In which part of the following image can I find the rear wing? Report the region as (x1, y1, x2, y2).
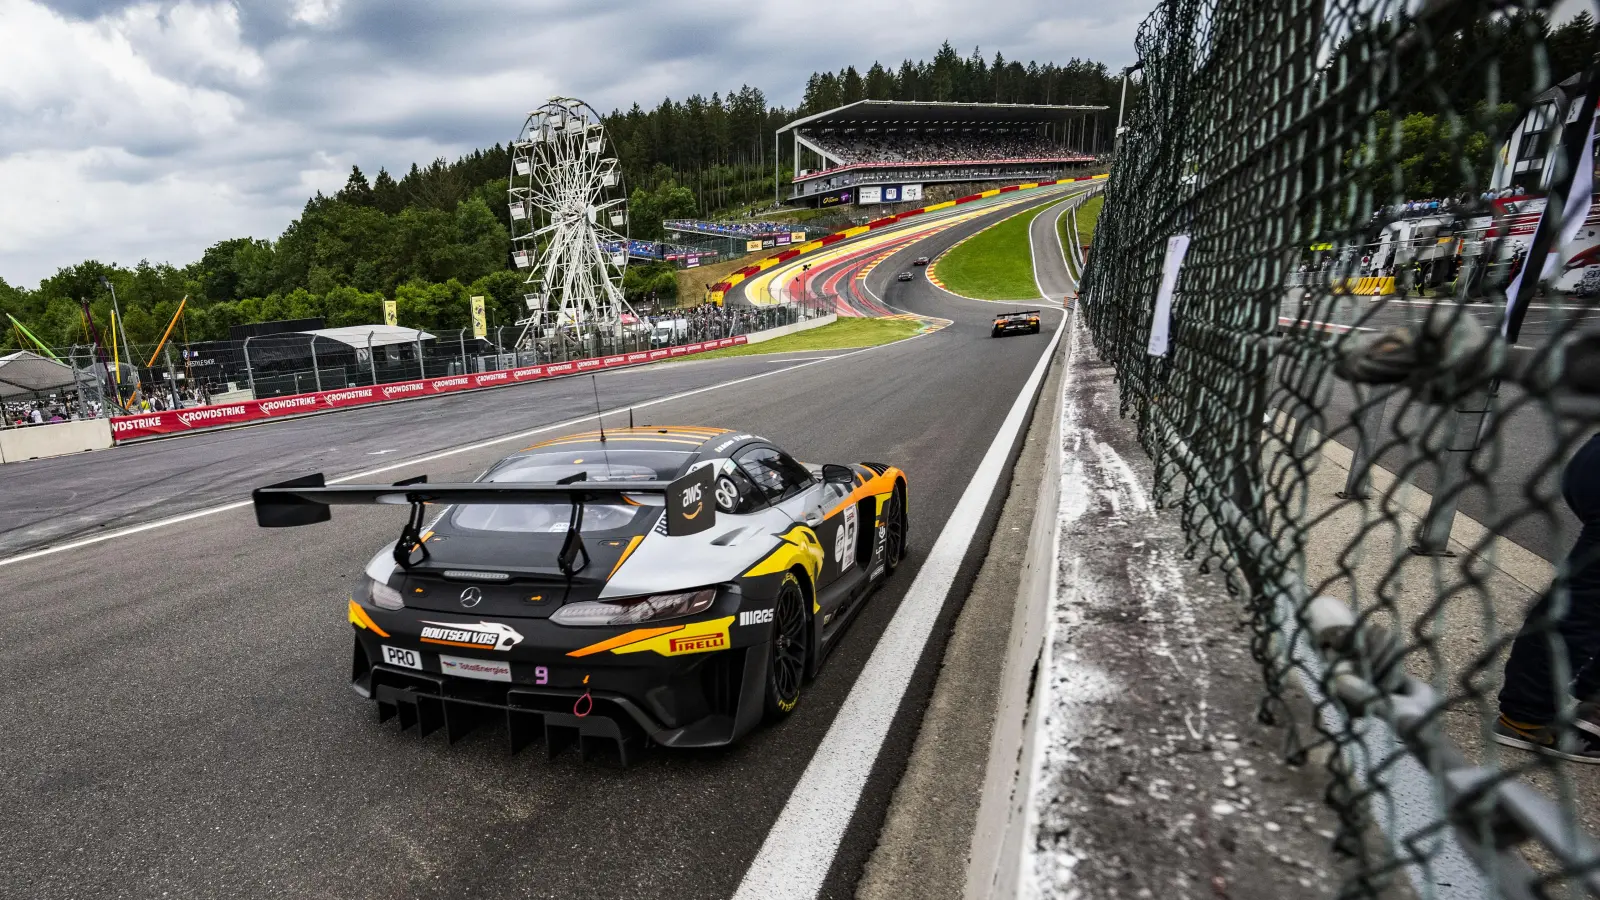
(996, 310, 1041, 319)
(252, 467, 717, 576)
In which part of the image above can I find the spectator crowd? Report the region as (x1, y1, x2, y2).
(804, 130, 1083, 167)
(665, 219, 797, 238)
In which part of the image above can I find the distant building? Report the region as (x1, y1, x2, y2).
(776, 100, 1107, 207)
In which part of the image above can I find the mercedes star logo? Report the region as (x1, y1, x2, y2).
(459, 586, 483, 608)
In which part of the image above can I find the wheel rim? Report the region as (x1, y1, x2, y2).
(885, 494, 905, 564)
(771, 584, 806, 702)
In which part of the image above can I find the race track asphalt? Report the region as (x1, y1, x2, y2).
(1276, 291, 1597, 561)
(0, 205, 1064, 900)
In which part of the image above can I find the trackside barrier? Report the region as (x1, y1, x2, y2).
(742, 313, 835, 344)
(708, 175, 1110, 304)
(109, 337, 748, 441)
(0, 418, 114, 463)
(964, 307, 1071, 900)
(1331, 276, 1396, 295)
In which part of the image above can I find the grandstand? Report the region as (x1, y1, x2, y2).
(777, 100, 1106, 205)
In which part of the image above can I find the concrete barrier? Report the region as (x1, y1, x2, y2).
(741, 313, 835, 344)
(0, 418, 114, 464)
(964, 306, 1072, 899)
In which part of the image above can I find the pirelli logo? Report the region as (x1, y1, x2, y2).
(668, 633, 726, 654)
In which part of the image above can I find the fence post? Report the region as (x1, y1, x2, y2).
(458, 328, 467, 374)
(1410, 385, 1493, 556)
(367, 332, 377, 385)
(164, 346, 180, 409)
(243, 336, 256, 396)
(415, 333, 425, 379)
(1338, 383, 1395, 500)
(309, 335, 322, 393)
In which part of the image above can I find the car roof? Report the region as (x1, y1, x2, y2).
(506, 426, 745, 476)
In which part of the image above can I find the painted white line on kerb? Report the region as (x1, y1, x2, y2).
(731, 309, 1067, 900)
(0, 352, 858, 571)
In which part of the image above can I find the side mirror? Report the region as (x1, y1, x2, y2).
(822, 464, 855, 487)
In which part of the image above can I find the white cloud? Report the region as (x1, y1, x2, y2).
(0, 0, 1150, 288)
(290, 0, 338, 27)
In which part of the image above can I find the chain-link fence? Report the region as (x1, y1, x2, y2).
(1081, 0, 1600, 896)
(4, 298, 828, 423)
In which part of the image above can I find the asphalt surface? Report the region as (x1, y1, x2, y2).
(1029, 196, 1077, 302)
(0, 352, 847, 558)
(0, 206, 1063, 900)
(1277, 291, 1597, 561)
(739, 186, 1092, 318)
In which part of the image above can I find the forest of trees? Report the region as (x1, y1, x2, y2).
(3, 18, 1594, 354)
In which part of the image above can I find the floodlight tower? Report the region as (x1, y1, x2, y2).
(507, 97, 633, 350)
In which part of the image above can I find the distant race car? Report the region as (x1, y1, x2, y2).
(992, 311, 1042, 337)
(897, 272, 914, 282)
(252, 427, 909, 763)
(913, 257, 930, 266)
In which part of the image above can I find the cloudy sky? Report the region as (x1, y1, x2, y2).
(0, 0, 1148, 288)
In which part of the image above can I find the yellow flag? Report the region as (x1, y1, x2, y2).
(383, 300, 398, 327)
(470, 296, 487, 339)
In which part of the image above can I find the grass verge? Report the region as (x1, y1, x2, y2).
(935, 199, 1063, 300)
(1075, 195, 1103, 246)
(691, 317, 922, 360)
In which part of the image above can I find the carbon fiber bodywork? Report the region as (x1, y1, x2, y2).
(262, 426, 908, 762)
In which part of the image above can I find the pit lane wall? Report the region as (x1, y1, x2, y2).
(0, 418, 115, 463)
(108, 336, 749, 441)
(709, 175, 1108, 304)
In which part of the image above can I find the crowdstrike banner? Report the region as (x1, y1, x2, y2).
(109, 336, 747, 440)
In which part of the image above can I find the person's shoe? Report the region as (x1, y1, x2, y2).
(1494, 715, 1600, 763)
(1573, 702, 1600, 740)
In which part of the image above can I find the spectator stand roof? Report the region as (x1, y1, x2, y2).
(0, 350, 80, 398)
(777, 100, 1106, 135)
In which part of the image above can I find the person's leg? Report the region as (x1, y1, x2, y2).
(1499, 588, 1577, 726)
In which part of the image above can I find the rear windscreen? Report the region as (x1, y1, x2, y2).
(450, 448, 691, 534)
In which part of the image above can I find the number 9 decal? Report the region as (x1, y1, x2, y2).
(834, 504, 857, 572)
(535, 665, 549, 685)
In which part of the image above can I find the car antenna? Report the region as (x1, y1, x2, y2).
(590, 375, 613, 475)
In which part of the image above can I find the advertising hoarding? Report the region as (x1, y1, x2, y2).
(746, 240, 763, 252)
(858, 186, 882, 204)
(818, 188, 854, 207)
(903, 184, 923, 201)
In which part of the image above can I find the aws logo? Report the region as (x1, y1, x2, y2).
(680, 481, 705, 520)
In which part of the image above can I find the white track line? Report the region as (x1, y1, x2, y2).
(0, 352, 864, 570)
(731, 308, 1067, 900)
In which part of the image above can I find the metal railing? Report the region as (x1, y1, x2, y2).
(1078, 0, 1600, 896)
(8, 299, 829, 421)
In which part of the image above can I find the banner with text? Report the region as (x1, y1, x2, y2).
(110, 337, 748, 440)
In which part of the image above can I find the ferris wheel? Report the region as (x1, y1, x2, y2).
(507, 97, 632, 348)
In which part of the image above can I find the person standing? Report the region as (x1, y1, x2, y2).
(1496, 432, 1600, 761)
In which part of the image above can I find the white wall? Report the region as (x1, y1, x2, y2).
(0, 418, 114, 464)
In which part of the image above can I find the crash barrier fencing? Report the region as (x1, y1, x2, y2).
(33, 301, 826, 421)
(708, 174, 1110, 304)
(107, 335, 752, 441)
(1079, 0, 1600, 897)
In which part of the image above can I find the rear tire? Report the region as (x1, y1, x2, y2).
(882, 484, 907, 574)
(763, 573, 808, 723)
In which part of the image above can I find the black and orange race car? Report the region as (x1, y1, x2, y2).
(252, 427, 908, 763)
(992, 310, 1042, 337)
